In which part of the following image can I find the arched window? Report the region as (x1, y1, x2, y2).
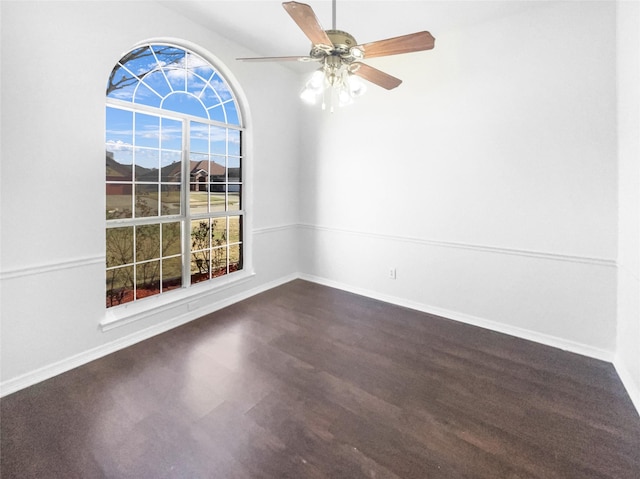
(105, 43, 244, 308)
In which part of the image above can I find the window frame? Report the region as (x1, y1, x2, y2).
(102, 41, 252, 329)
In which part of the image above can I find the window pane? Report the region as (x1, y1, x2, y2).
(161, 118, 182, 150)
(162, 257, 182, 292)
(133, 82, 162, 108)
(162, 222, 181, 256)
(210, 156, 225, 182)
(136, 260, 160, 300)
(106, 107, 133, 181)
(210, 126, 226, 154)
(134, 114, 160, 148)
(136, 224, 160, 261)
(161, 151, 181, 181)
(106, 107, 133, 157)
(134, 148, 160, 181)
(228, 215, 241, 243)
(228, 156, 241, 182)
(189, 188, 208, 214)
(160, 184, 181, 215)
(209, 188, 225, 213)
(190, 54, 214, 81)
(106, 183, 132, 219)
(228, 186, 241, 212)
(143, 70, 172, 98)
(120, 46, 157, 80)
(201, 86, 222, 108)
(135, 184, 159, 217)
(229, 243, 242, 273)
(190, 152, 208, 186)
(166, 67, 186, 92)
(107, 64, 136, 101)
(187, 72, 207, 97)
(228, 130, 241, 156)
(209, 105, 226, 123)
(106, 266, 134, 307)
(163, 94, 207, 118)
(211, 73, 233, 101)
(106, 226, 134, 267)
(191, 219, 211, 252)
(152, 45, 185, 69)
(191, 253, 209, 284)
(190, 123, 209, 153)
(212, 246, 227, 278)
(225, 104, 240, 126)
(186, 54, 209, 95)
(106, 149, 133, 181)
(212, 217, 227, 246)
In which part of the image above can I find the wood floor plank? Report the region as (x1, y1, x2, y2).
(1, 279, 639, 478)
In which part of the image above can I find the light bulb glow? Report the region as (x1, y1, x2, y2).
(300, 87, 318, 104)
(300, 63, 367, 109)
(338, 88, 353, 107)
(307, 69, 325, 91)
(349, 47, 364, 60)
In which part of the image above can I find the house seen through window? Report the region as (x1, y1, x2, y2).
(105, 43, 244, 308)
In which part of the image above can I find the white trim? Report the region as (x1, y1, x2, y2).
(0, 273, 298, 398)
(254, 224, 298, 235)
(0, 256, 104, 280)
(1, 223, 613, 281)
(100, 270, 256, 331)
(298, 223, 617, 267)
(298, 273, 615, 363)
(614, 356, 640, 418)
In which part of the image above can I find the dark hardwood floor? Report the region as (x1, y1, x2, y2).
(2, 279, 639, 478)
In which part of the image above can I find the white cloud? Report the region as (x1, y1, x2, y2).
(106, 139, 133, 151)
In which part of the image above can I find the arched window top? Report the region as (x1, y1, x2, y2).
(107, 44, 240, 125)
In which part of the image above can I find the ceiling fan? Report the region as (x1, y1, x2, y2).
(237, 1, 435, 109)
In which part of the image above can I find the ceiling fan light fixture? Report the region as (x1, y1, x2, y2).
(338, 87, 354, 107)
(300, 86, 319, 104)
(308, 69, 326, 91)
(300, 68, 326, 104)
(301, 60, 366, 111)
(347, 74, 366, 97)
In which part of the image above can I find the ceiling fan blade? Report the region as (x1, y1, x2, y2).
(237, 55, 317, 62)
(358, 31, 435, 59)
(282, 1, 333, 47)
(350, 63, 402, 90)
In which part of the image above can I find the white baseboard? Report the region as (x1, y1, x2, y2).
(0, 273, 298, 398)
(298, 273, 615, 363)
(614, 356, 640, 418)
(1, 271, 624, 405)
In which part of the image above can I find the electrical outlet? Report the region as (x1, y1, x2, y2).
(388, 267, 396, 279)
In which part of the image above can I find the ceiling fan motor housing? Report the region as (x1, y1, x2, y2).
(310, 29, 363, 63)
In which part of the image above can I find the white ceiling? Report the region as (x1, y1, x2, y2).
(159, 0, 543, 70)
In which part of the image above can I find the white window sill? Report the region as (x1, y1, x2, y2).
(100, 269, 256, 331)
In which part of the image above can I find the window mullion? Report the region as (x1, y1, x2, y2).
(182, 118, 191, 288)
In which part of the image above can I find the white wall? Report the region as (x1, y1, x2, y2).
(0, 1, 301, 392)
(299, 1, 619, 358)
(616, 0, 640, 412)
